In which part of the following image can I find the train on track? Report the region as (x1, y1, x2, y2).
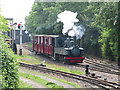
(33, 34, 85, 64)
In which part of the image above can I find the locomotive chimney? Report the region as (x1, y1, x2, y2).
(58, 33, 64, 37)
(80, 38, 82, 47)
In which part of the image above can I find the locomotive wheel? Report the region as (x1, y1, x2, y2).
(35, 51, 37, 55)
(55, 54, 59, 61)
(63, 60, 70, 65)
(63, 60, 67, 64)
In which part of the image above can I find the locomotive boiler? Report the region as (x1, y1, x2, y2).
(33, 34, 85, 64)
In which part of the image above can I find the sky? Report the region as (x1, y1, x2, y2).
(0, 0, 35, 24)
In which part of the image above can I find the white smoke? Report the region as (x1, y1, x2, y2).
(72, 24, 86, 39)
(57, 10, 86, 39)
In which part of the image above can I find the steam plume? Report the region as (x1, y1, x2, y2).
(57, 10, 85, 39)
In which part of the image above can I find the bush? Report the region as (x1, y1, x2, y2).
(0, 14, 19, 88)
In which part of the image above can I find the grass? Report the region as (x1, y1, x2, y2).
(19, 55, 43, 64)
(48, 64, 85, 75)
(18, 80, 33, 88)
(18, 54, 85, 75)
(19, 72, 64, 88)
(19, 68, 81, 88)
(27, 43, 33, 48)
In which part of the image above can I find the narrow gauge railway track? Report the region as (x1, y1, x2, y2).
(76, 63, 120, 75)
(76, 62, 120, 75)
(85, 58, 119, 71)
(19, 62, 120, 89)
(88, 66, 120, 75)
(82, 58, 120, 75)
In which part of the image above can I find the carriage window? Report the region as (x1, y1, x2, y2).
(53, 38, 55, 47)
(40, 37, 41, 44)
(34, 41, 37, 44)
(38, 37, 39, 44)
(45, 38, 48, 47)
(49, 38, 51, 45)
(41, 37, 43, 44)
(34, 36, 37, 44)
(34, 37, 37, 44)
(34, 36, 37, 41)
(45, 38, 48, 44)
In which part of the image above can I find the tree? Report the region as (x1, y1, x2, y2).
(25, 2, 62, 34)
(91, 2, 118, 61)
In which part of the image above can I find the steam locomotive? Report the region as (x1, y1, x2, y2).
(33, 34, 85, 64)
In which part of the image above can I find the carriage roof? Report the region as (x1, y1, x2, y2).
(33, 35, 59, 38)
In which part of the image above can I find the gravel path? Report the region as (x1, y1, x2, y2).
(19, 68, 77, 88)
(20, 77, 46, 88)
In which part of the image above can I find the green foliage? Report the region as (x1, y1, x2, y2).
(83, 2, 118, 61)
(101, 40, 114, 60)
(0, 14, 19, 88)
(83, 28, 100, 56)
(27, 43, 33, 48)
(25, 2, 62, 34)
(93, 2, 118, 61)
